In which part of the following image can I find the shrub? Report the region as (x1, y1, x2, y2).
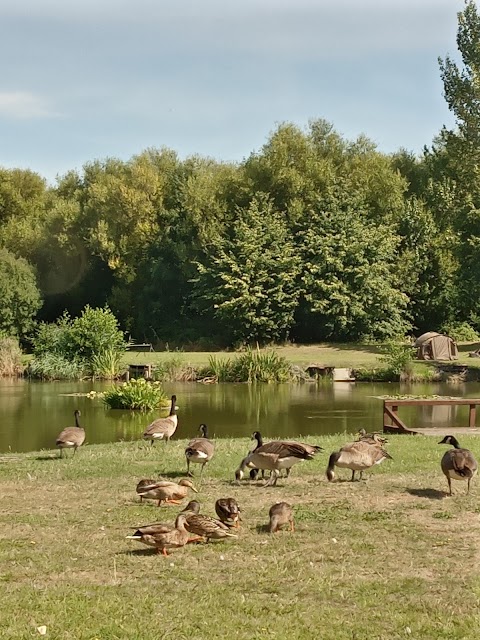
(91, 348, 126, 380)
(103, 378, 167, 410)
(204, 349, 293, 383)
(68, 305, 127, 364)
(28, 353, 85, 380)
(0, 337, 25, 377)
(440, 322, 479, 342)
(380, 340, 415, 376)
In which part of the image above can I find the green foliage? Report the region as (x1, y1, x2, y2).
(193, 195, 300, 344)
(297, 189, 410, 341)
(91, 348, 126, 380)
(102, 378, 167, 410)
(31, 305, 126, 378)
(380, 340, 415, 376)
(440, 321, 479, 342)
(28, 353, 85, 380)
(205, 348, 293, 383)
(0, 337, 25, 377)
(0, 248, 42, 338)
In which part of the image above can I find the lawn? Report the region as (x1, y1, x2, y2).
(1, 434, 480, 639)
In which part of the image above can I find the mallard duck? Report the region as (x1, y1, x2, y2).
(56, 410, 85, 457)
(268, 502, 294, 533)
(438, 435, 478, 495)
(136, 478, 158, 503)
(184, 513, 238, 542)
(185, 424, 215, 476)
(215, 498, 241, 528)
(142, 395, 178, 445)
(126, 513, 190, 555)
(136, 478, 197, 506)
(326, 439, 392, 482)
(356, 428, 389, 446)
(235, 437, 322, 486)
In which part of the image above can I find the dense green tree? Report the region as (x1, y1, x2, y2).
(192, 195, 300, 345)
(0, 248, 42, 338)
(295, 189, 409, 341)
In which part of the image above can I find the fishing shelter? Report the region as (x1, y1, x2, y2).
(414, 332, 458, 361)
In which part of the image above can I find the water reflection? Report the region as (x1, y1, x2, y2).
(0, 379, 479, 453)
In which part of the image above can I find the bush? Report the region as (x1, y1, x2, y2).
(204, 349, 293, 383)
(0, 337, 25, 377)
(379, 340, 415, 377)
(103, 378, 167, 410)
(31, 305, 127, 378)
(440, 322, 479, 342)
(28, 353, 85, 380)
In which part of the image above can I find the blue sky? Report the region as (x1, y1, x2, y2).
(0, 0, 464, 183)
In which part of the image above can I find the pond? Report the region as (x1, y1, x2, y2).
(1, 379, 480, 454)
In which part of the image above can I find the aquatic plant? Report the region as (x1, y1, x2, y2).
(102, 378, 167, 410)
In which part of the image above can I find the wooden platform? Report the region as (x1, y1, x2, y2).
(382, 397, 480, 435)
(387, 426, 480, 437)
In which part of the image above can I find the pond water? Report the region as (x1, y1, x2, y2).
(1, 379, 479, 454)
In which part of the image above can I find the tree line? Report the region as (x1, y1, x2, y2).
(1, 2, 480, 348)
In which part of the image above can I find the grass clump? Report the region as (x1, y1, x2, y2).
(206, 348, 294, 382)
(91, 348, 126, 380)
(27, 352, 85, 380)
(0, 336, 25, 377)
(103, 378, 167, 410)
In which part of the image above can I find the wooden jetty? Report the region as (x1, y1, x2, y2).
(382, 397, 480, 436)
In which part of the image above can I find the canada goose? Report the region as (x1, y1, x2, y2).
(356, 429, 389, 446)
(326, 440, 392, 482)
(56, 410, 85, 457)
(215, 498, 241, 528)
(185, 424, 215, 477)
(184, 513, 238, 542)
(126, 513, 190, 556)
(136, 478, 197, 506)
(235, 437, 322, 487)
(268, 502, 294, 533)
(142, 395, 178, 445)
(438, 435, 478, 495)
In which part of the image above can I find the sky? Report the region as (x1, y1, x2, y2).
(0, 0, 466, 183)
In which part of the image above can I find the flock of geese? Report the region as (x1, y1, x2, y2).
(54, 394, 479, 556)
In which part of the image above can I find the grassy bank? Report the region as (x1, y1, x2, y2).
(2, 435, 480, 639)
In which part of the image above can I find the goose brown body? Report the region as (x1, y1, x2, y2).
(235, 435, 322, 486)
(56, 410, 85, 457)
(268, 502, 294, 533)
(439, 435, 478, 495)
(326, 440, 392, 482)
(185, 424, 215, 476)
(142, 395, 178, 444)
(136, 478, 197, 506)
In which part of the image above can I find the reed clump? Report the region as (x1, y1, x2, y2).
(103, 378, 167, 410)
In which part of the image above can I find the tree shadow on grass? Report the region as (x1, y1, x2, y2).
(118, 548, 157, 557)
(405, 487, 446, 500)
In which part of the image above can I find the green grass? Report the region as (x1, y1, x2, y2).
(2, 435, 480, 638)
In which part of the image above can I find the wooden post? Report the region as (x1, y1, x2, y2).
(469, 404, 476, 428)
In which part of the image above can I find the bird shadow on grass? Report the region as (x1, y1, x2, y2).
(33, 454, 63, 462)
(118, 548, 157, 557)
(155, 470, 189, 479)
(255, 523, 271, 533)
(405, 487, 446, 500)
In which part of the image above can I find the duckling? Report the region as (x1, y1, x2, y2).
(268, 502, 294, 533)
(143, 395, 178, 445)
(185, 424, 215, 477)
(326, 439, 392, 482)
(215, 498, 241, 528)
(126, 513, 190, 556)
(136, 478, 197, 506)
(356, 428, 389, 446)
(184, 513, 238, 542)
(438, 435, 478, 495)
(56, 410, 85, 457)
(235, 437, 322, 486)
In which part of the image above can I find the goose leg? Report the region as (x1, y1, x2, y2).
(73, 445, 78, 457)
(290, 519, 295, 532)
(187, 459, 193, 477)
(351, 470, 356, 482)
(447, 476, 452, 496)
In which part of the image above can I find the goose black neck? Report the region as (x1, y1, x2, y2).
(169, 395, 177, 416)
(200, 423, 208, 437)
(74, 410, 81, 428)
(253, 431, 263, 447)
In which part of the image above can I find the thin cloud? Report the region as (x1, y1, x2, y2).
(0, 91, 59, 119)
